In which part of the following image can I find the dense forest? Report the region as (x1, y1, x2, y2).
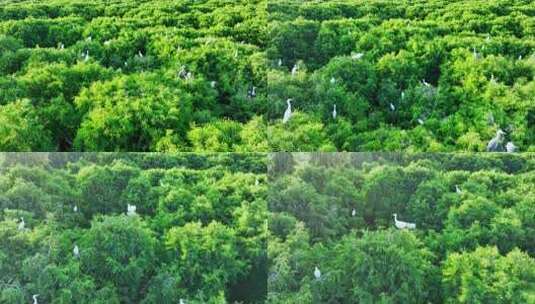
(0, 153, 267, 303)
(267, 0, 535, 152)
(2, 0, 535, 152)
(0, 0, 267, 152)
(268, 153, 535, 303)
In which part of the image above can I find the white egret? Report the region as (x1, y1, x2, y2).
(83, 50, 89, 62)
(422, 79, 430, 87)
(505, 141, 517, 153)
(417, 118, 425, 125)
(351, 209, 356, 217)
(291, 64, 298, 77)
(332, 104, 337, 120)
(73, 205, 78, 212)
(32, 294, 39, 304)
(248, 86, 257, 98)
(104, 40, 111, 46)
(314, 266, 321, 280)
(401, 91, 405, 100)
(278, 58, 282, 67)
(210, 81, 217, 88)
(390, 103, 395, 111)
(455, 185, 462, 194)
(518, 55, 522, 60)
(330, 77, 336, 85)
(255, 179, 259, 186)
(18, 217, 25, 231)
(127, 204, 137, 216)
(73, 245, 80, 258)
(393, 213, 416, 229)
(351, 52, 363, 60)
(86, 36, 92, 42)
(486, 129, 506, 152)
(179, 299, 185, 304)
(138, 51, 144, 58)
(283, 99, 292, 124)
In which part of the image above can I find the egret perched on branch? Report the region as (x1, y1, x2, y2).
(248, 86, 257, 99)
(278, 58, 282, 67)
(179, 299, 185, 304)
(401, 91, 405, 100)
(73, 205, 78, 212)
(486, 129, 505, 152)
(83, 50, 89, 62)
(138, 51, 144, 58)
(393, 213, 416, 229)
(351, 209, 356, 217)
(332, 104, 337, 120)
(291, 64, 298, 77)
(389, 103, 396, 111)
(255, 179, 259, 186)
(330, 77, 336, 85)
(73, 245, 80, 258)
(127, 204, 137, 216)
(58, 43, 64, 50)
(86, 36, 92, 42)
(283, 99, 292, 124)
(505, 141, 517, 153)
(422, 79, 430, 87)
(314, 266, 321, 280)
(455, 185, 462, 194)
(210, 81, 217, 88)
(18, 217, 25, 231)
(351, 52, 363, 60)
(417, 118, 425, 125)
(32, 294, 39, 304)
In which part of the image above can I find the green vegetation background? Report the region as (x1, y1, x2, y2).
(268, 153, 535, 303)
(1, 0, 534, 151)
(0, 153, 267, 303)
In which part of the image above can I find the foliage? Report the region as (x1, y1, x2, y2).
(268, 153, 535, 303)
(0, 153, 267, 303)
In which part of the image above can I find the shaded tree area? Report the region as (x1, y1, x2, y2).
(268, 153, 535, 303)
(0, 0, 268, 152)
(0, 153, 267, 303)
(267, 0, 535, 152)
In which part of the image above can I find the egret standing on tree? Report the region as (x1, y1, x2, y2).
(332, 104, 337, 120)
(505, 141, 517, 153)
(32, 294, 39, 304)
(73, 245, 80, 259)
(486, 129, 506, 152)
(283, 99, 292, 124)
(291, 64, 298, 77)
(393, 213, 416, 229)
(127, 204, 137, 216)
(18, 217, 25, 231)
(314, 266, 321, 280)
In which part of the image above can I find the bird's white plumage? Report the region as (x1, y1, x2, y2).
(332, 104, 337, 119)
(73, 245, 80, 258)
(393, 213, 416, 229)
(505, 141, 517, 153)
(18, 217, 25, 231)
(314, 266, 321, 280)
(32, 294, 39, 304)
(127, 204, 137, 216)
(283, 99, 292, 124)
